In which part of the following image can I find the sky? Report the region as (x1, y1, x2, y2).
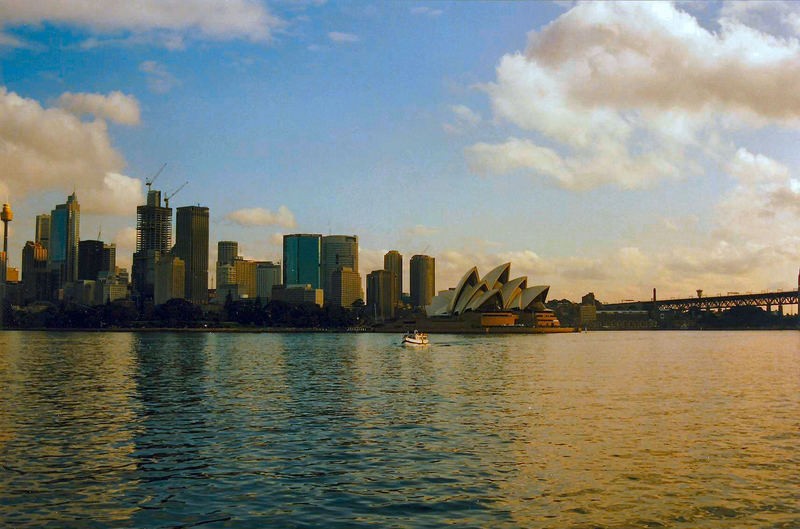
(1, 0, 799, 303)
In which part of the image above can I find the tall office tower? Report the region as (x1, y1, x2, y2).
(78, 240, 104, 280)
(217, 241, 238, 266)
(132, 189, 172, 301)
(35, 214, 51, 250)
(102, 244, 116, 276)
(175, 206, 209, 304)
(321, 235, 358, 296)
(256, 261, 281, 300)
(283, 234, 322, 288)
(383, 250, 402, 306)
(22, 241, 49, 303)
(410, 254, 435, 308)
(327, 266, 362, 307)
(367, 269, 395, 320)
(48, 192, 80, 295)
(233, 258, 258, 299)
(154, 253, 185, 305)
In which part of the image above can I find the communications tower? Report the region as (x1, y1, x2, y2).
(1, 203, 11, 254)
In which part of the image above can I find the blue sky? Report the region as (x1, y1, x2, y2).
(1, 1, 799, 301)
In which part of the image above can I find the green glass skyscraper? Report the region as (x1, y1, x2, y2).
(283, 234, 321, 289)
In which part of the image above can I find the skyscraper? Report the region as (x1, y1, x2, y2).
(383, 250, 402, 307)
(132, 189, 172, 301)
(22, 241, 48, 303)
(35, 214, 50, 250)
(78, 240, 104, 280)
(217, 241, 238, 266)
(283, 234, 322, 288)
(154, 253, 185, 305)
(410, 254, 435, 308)
(256, 261, 281, 300)
(102, 244, 116, 276)
(327, 267, 362, 307)
(175, 205, 209, 304)
(367, 269, 395, 320)
(48, 192, 80, 296)
(321, 235, 358, 296)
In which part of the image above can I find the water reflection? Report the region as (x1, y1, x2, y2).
(0, 330, 797, 528)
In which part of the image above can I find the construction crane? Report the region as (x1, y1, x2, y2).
(145, 163, 167, 193)
(164, 181, 188, 208)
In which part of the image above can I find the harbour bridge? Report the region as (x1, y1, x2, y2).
(603, 289, 799, 312)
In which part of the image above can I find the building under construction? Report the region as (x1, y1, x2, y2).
(132, 184, 173, 302)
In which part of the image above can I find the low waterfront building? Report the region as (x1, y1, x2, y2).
(426, 263, 551, 317)
(272, 284, 323, 307)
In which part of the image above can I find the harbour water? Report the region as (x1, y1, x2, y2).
(1, 331, 798, 528)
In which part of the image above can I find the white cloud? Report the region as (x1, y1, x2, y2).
(225, 206, 297, 228)
(405, 224, 439, 237)
(328, 31, 359, 43)
(57, 91, 141, 125)
(81, 172, 145, 215)
(269, 232, 284, 246)
(470, 2, 800, 190)
(0, 87, 140, 215)
(139, 61, 179, 93)
(450, 104, 481, 127)
(0, 0, 284, 42)
(411, 7, 443, 17)
(79, 32, 186, 51)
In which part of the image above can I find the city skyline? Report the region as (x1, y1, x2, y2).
(1, 1, 799, 301)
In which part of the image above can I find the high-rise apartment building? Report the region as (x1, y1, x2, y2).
(367, 269, 395, 320)
(283, 234, 321, 288)
(78, 240, 104, 281)
(327, 266, 362, 307)
(410, 254, 435, 308)
(132, 189, 172, 301)
(48, 192, 80, 296)
(256, 261, 281, 300)
(35, 214, 50, 250)
(175, 206, 209, 304)
(321, 235, 358, 296)
(22, 241, 48, 303)
(383, 250, 402, 307)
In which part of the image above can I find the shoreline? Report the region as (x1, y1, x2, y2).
(0, 326, 796, 333)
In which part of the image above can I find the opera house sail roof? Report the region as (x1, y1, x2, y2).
(426, 263, 550, 317)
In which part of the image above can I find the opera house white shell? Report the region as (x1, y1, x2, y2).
(426, 263, 551, 317)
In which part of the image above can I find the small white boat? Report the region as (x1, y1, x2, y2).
(402, 330, 429, 345)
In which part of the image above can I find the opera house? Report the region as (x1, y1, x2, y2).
(426, 262, 551, 317)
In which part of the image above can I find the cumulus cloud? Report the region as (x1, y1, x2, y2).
(328, 32, 359, 43)
(139, 61, 179, 93)
(56, 91, 141, 125)
(470, 2, 800, 190)
(81, 172, 145, 215)
(0, 87, 141, 215)
(0, 0, 284, 43)
(225, 206, 297, 228)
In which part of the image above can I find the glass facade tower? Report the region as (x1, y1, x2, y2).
(283, 234, 322, 289)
